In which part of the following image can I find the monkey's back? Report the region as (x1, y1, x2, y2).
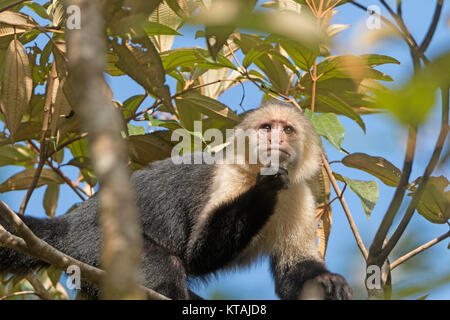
(132, 155, 214, 256)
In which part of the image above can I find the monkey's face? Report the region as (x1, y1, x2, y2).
(256, 119, 299, 168)
(234, 102, 322, 183)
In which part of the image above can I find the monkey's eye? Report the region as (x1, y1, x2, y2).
(259, 124, 271, 131)
(284, 126, 294, 134)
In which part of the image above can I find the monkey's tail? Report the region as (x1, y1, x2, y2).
(0, 215, 64, 274)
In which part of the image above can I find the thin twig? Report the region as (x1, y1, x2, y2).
(418, 0, 443, 55)
(0, 291, 38, 300)
(346, 1, 411, 46)
(381, 87, 449, 259)
(396, 0, 402, 17)
(126, 98, 162, 122)
(19, 63, 58, 215)
(226, 42, 302, 109)
(27, 140, 88, 200)
(47, 132, 88, 158)
(310, 59, 318, 112)
(127, 93, 148, 121)
(390, 230, 450, 270)
(25, 273, 54, 300)
(321, 154, 368, 260)
(379, 0, 418, 48)
(369, 127, 417, 257)
(0, 200, 170, 300)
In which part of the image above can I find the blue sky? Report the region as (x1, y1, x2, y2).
(0, 0, 449, 299)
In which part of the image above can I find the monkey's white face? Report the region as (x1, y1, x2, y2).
(235, 102, 321, 183)
(256, 119, 299, 168)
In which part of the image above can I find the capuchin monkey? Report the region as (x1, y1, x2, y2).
(0, 101, 352, 300)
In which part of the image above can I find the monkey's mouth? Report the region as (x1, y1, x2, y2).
(263, 148, 291, 162)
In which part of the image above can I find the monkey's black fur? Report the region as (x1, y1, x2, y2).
(0, 157, 302, 299)
(271, 258, 352, 300)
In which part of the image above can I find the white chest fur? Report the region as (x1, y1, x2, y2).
(232, 182, 321, 269)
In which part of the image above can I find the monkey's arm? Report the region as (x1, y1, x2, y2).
(186, 168, 289, 275)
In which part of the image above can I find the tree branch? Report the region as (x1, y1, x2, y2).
(64, 0, 145, 299)
(418, 0, 443, 55)
(47, 132, 88, 158)
(321, 154, 369, 260)
(379, 0, 419, 49)
(25, 273, 54, 300)
(19, 63, 58, 215)
(369, 127, 417, 258)
(346, 1, 408, 44)
(390, 230, 450, 270)
(0, 291, 38, 300)
(381, 87, 449, 260)
(0, 200, 169, 300)
(27, 140, 88, 201)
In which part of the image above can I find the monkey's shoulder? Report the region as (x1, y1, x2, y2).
(132, 153, 215, 186)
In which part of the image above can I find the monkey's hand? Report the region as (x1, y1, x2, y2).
(256, 166, 289, 191)
(308, 272, 353, 300)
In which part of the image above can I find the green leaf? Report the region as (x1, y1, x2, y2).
(0, 121, 41, 146)
(24, 2, 50, 20)
(302, 55, 395, 84)
(316, 93, 366, 132)
(0, 0, 26, 10)
(0, 168, 63, 193)
(0, 39, 32, 140)
(408, 176, 450, 224)
(141, 21, 181, 36)
(375, 81, 436, 127)
(279, 39, 318, 71)
(194, 5, 322, 49)
(105, 50, 125, 76)
(242, 43, 273, 68)
(327, 24, 350, 38)
(303, 109, 344, 151)
(65, 156, 91, 170)
(205, 25, 235, 60)
(51, 148, 64, 164)
(127, 124, 146, 136)
(112, 40, 174, 113)
(360, 54, 400, 66)
(46, 266, 62, 288)
(40, 39, 52, 69)
(252, 53, 291, 93)
(68, 138, 90, 159)
(114, 15, 181, 39)
(0, 145, 35, 166)
(148, 118, 182, 131)
(43, 184, 59, 217)
(177, 91, 242, 123)
(339, 175, 379, 219)
(342, 153, 401, 187)
(375, 52, 450, 126)
(161, 48, 236, 72)
(122, 94, 146, 119)
(128, 131, 174, 166)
